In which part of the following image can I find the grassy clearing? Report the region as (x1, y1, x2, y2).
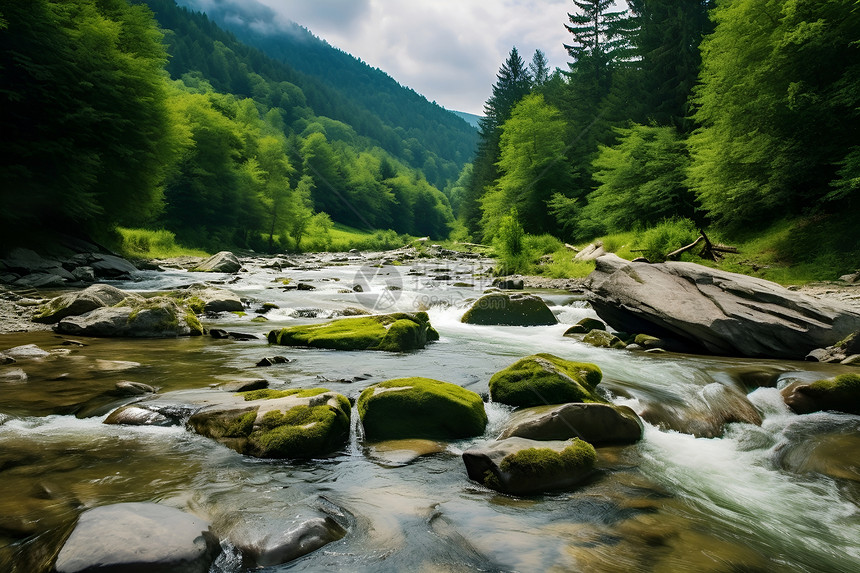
(115, 227, 208, 259)
(530, 213, 860, 285)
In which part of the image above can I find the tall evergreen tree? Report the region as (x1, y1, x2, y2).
(529, 49, 551, 87)
(564, 0, 633, 97)
(460, 47, 532, 236)
(626, 0, 714, 131)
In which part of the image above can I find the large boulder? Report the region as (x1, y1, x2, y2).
(88, 253, 138, 278)
(187, 388, 351, 458)
(585, 254, 860, 359)
(498, 402, 643, 445)
(268, 312, 437, 352)
(489, 354, 604, 408)
(55, 296, 203, 338)
(460, 292, 557, 326)
(192, 251, 241, 273)
(781, 374, 860, 415)
(462, 437, 597, 495)
(53, 502, 218, 573)
(33, 284, 133, 324)
(357, 377, 487, 441)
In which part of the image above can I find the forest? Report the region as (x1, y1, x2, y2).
(0, 0, 468, 252)
(460, 0, 860, 278)
(1, 0, 858, 274)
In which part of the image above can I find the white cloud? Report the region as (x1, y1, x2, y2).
(250, 0, 578, 114)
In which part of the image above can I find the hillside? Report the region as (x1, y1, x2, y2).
(174, 0, 477, 191)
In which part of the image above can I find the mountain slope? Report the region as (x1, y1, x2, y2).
(174, 0, 477, 190)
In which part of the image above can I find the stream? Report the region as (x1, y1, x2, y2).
(1, 254, 858, 572)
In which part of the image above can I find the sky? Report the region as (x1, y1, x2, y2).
(189, 0, 599, 116)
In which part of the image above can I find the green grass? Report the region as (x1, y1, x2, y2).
(116, 227, 208, 259)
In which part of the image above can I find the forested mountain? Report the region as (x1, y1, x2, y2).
(1, 0, 464, 251)
(462, 0, 860, 253)
(174, 0, 476, 192)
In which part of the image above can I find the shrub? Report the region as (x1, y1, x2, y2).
(635, 218, 699, 262)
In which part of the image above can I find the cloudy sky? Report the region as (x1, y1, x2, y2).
(188, 0, 595, 115)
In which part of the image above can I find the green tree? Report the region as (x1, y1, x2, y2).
(688, 0, 860, 228)
(0, 0, 180, 242)
(482, 94, 573, 238)
(583, 123, 694, 233)
(565, 0, 634, 97)
(460, 47, 533, 236)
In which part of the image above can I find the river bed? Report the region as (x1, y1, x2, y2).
(1, 255, 858, 572)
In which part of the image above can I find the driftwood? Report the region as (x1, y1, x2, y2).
(667, 230, 737, 262)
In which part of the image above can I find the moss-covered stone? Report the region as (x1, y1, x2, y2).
(34, 284, 132, 324)
(460, 293, 557, 326)
(357, 377, 487, 441)
(55, 296, 201, 338)
(187, 389, 351, 458)
(462, 437, 597, 495)
(633, 334, 665, 349)
(489, 354, 604, 408)
(499, 439, 597, 479)
(791, 373, 860, 415)
(583, 330, 626, 349)
(268, 312, 435, 352)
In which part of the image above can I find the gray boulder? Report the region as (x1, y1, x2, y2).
(498, 402, 643, 445)
(34, 283, 132, 324)
(585, 254, 860, 359)
(574, 242, 606, 261)
(462, 437, 597, 495)
(805, 331, 860, 363)
(55, 296, 203, 338)
(4, 343, 50, 359)
(53, 502, 218, 573)
(461, 292, 557, 326)
(180, 285, 244, 313)
(192, 251, 241, 273)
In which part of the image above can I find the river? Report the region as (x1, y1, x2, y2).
(1, 254, 858, 572)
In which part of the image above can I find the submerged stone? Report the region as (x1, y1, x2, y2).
(462, 437, 597, 495)
(357, 377, 488, 441)
(488, 354, 604, 408)
(228, 516, 347, 568)
(460, 292, 557, 326)
(53, 502, 218, 573)
(268, 312, 435, 352)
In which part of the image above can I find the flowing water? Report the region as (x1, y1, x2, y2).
(1, 256, 858, 572)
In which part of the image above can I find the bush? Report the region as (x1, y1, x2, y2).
(635, 218, 699, 262)
(116, 227, 207, 259)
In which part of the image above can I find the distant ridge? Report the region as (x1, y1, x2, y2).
(450, 110, 483, 129)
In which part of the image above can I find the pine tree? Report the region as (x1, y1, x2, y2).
(564, 0, 633, 97)
(529, 49, 550, 87)
(460, 47, 532, 236)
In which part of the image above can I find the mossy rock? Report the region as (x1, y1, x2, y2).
(55, 296, 203, 338)
(34, 284, 133, 324)
(783, 373, 860, 415)
(633, 334, 665, 350)
(357, 377, 488, 441)
(488, 354, 605, 408)
(583, 330, 626, 349)
(460, 293, 557, 326)
(462, 437, 597, 495)
(268, 312, 435, 352)
(187, 388, 351, 459)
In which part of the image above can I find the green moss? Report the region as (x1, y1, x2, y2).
(241, 388, 330, 401)
(269, 313, 434, 352)
(489, 354, 604, 408)
(251, 316, 268, 323)
(483, 469, 501, 490)
(232, 311, 247, 318)
(804, 373, 860, 414)
(460, 293, 557, 326)
(576, 318, 605, 332)
(499, 439, 597, 477)
(224, 411, 256, 438)
(583, 330, 625, 349)
(248, 399, 351, 458)
(184, 311, 204, 335)
(357, 377, 487, 440)
(262, 302, 280, 311)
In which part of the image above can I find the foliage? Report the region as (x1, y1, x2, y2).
(488, 353, 604, 408)
(0, 0, 181, 243)
(582, 123, 695, 233)
(115, 227, 208, 259)
(633, 218, 699, 263)
(492, 209, 530, 274)
(688, 0, 860, 229)
(482, 94, 573, 237)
